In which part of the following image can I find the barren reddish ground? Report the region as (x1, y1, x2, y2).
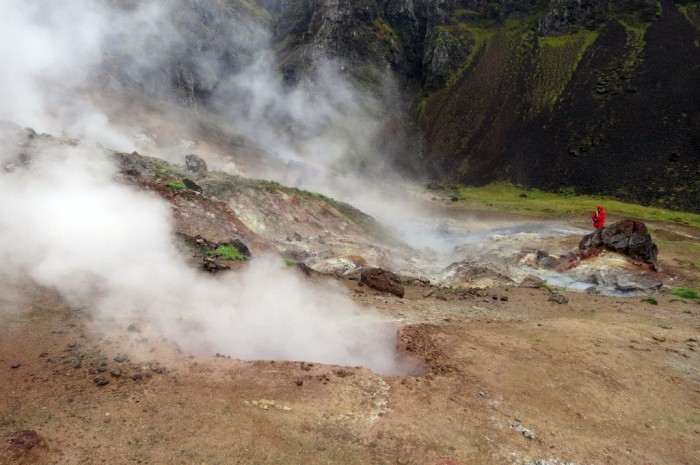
(2, 265, 698, 465)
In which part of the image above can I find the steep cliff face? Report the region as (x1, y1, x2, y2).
(101, 0, 699, 212)
(418, 0, 700, 212)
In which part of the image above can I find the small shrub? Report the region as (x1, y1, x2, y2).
(669, 298, 687, 304)
(284, 259, 298, 266)
(641, 298, 658, 305)
(206, 245, 247, 261)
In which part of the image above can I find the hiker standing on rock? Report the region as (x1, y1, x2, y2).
(592, 205, 606, 229)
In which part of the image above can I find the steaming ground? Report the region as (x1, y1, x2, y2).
(0, 0, 430, 375)
(0, 142, 409, 375)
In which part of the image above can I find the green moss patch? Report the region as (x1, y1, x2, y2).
(166, 180, 186, 190)
(206, 245, 248, 261)
(671, 288, 700, 300)
(531, 29, 598, 112)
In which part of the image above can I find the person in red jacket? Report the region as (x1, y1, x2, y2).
(592, 205, 606, 228)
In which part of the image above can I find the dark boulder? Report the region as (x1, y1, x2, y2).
(183, 178, 203, 193)
(360, 268, 405, 298)
(579, 219, 659, 270)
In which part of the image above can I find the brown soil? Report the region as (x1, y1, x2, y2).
(2, 270, 698, 465)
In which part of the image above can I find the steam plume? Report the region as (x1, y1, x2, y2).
(0, 0, 407, 374)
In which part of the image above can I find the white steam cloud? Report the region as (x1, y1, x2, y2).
(0, 141, 401, 374)
(0, 0, 408, 374)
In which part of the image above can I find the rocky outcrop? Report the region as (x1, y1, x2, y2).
(437, 260, 515, 289)
(185, 154, 208, 174)
(422, 27, 473, 90)
(360, 267, 405, 298)
(579, 219, 659, 270)
(520, 274, 545, 288)
(538, 0, 608, 35)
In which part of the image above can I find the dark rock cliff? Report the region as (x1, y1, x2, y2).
(103, 0, 700, 212)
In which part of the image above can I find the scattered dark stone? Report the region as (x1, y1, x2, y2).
(184, 154, 207, 174)
(132, 374, 144, 381)
(435, 295, 447, 301)
(94, 376, 110, 386)
(11, 362, 21, 369)
(520, 274, 545, 288)
(360, 268, 405, 298)
(296, 380, 304, 386)
(111, 370, 122, 377)
(548, 291, 569, 304)
(114, 354, 128, 363)
(182, 178, 203, 193)
(97, 367, 107, 373)
(127, 324, 139, 333)
(492, 295, 498, 300)
(519, 193, 528, 198)
(39, 352, 48, 358)
(500, 296, 509, 301)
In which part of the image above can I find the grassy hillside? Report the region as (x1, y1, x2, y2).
(419, 0, 700, 213)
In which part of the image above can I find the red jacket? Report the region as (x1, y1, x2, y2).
(592, 207, 606, 228)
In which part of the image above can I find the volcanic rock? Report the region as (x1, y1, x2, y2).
(94, 376, 110, 386)
(548, 291, 569, 304)
(360, 268, 404, 298)
(536, 250, 560, 268)
(520, 274, 545, 288)
(579, 220, 659, 270)
(438, 261, 514, 289)
(185, 153, 208, 174)
(183, 178, 203, 192)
